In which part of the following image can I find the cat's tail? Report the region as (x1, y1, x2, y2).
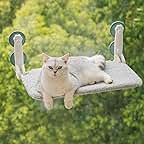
(89, 55, 106, 70)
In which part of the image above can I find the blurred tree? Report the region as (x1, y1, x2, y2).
(0, 0, 143, 144)
(0, 0, 25, 32)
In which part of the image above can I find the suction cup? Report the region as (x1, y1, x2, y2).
(10, 52, 27, 65)
(110, 21, 125, 37)
(9, 31, 25, 47)
(109, 41, 114, 55)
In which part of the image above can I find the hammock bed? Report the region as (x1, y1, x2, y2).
(9, 21, 142, 100)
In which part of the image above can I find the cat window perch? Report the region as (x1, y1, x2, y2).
(9, 21, 142, 100)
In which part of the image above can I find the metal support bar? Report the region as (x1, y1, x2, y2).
(114, 24, 126, 63)
(13, 34, 25, 79)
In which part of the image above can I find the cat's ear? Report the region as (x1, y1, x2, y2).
(62, 53, 69, 63)
(42, 53, 49, 63)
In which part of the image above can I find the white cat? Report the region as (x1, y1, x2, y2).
(40, 53, 113, 110)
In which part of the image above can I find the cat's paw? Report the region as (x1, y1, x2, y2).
(43, 98, 53, 110)
(64, 98, 73, 109)
(89, 81, 96, 85)
(104, 77, 113, 84)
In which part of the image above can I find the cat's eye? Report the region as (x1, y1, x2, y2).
(58, 66, 62, 69)
(48, 66, 53, 70)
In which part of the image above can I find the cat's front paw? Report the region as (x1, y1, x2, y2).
(64, 98, 73, 109)
(43, 98, 53, 110)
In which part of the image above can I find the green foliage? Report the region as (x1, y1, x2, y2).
(0, 0, 25, 32)
(0, 0, 143, 143)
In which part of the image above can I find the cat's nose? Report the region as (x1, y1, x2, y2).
(53, 71, 57, 76)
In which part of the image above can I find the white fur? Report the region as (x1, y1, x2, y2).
(40, 54, 113, 110)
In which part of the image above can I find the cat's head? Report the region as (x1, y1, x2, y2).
(42, 53, 69, 78)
